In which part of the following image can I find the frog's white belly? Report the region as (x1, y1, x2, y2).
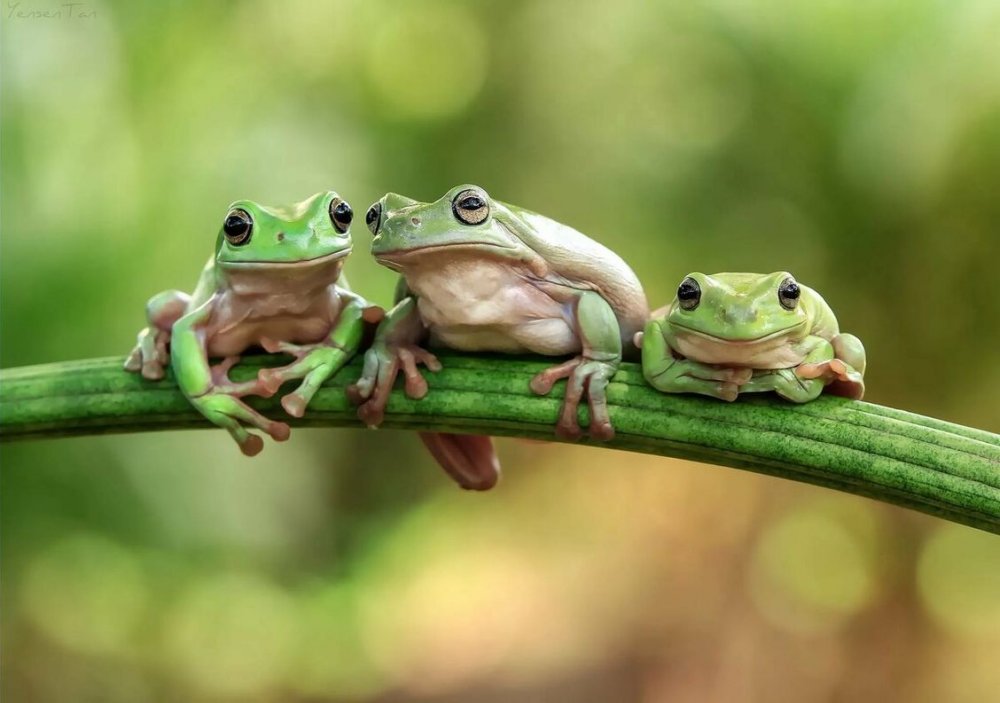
(204, 289, 340, 358)
(408, 261, 580, 355)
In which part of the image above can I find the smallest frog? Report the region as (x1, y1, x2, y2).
(638, 272, 865, 402)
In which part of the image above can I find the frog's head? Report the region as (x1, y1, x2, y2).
(363, 185, 539, 271)
(665, 272, 811, 364)
(215, 191, 354, 270)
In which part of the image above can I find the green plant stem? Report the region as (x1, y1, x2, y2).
(2, 354, 998, 533)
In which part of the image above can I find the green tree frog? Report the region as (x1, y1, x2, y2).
(349, 185, 648, 490)
(125, 192, 379, 455)
(639, 272, 866, 402)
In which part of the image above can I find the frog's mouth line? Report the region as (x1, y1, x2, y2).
(670, 320, 806, 345)
(374, 242, 518, 267)
(219, 248, 351, 268)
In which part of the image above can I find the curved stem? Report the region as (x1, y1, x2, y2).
(1, 354, 998, 533)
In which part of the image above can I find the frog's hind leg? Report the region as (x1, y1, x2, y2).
(124, 290, 190, 380)
(529, 291, 623, 441)
(419, 432, 500, 491)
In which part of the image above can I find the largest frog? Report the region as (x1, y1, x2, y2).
(125, 192, 379, 455)
(349, 184, 649, 490)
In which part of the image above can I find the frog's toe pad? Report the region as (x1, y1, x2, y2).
(357, 401, 386, 428)
(269, 422, 291, 442)
(240, 435, 265, 457)
(345, 384, 368, 405)
(717, 382, 740, 402)
(124, 353, 142, 373)
(590, 420, 615, 442)
(257, 369, 285, 396)
(555, 420, 584, 442)
(281, 394, 307, 418)
(141, 363, 165, 381)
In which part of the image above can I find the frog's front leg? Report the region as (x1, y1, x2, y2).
(124, 290, 190, 380)
(639, 320, 753, 401)
(795, 333, 866, 399)
(529, 291, 628, 441)
(172, 301, 290, 456)
(346, 296, 442, 427)
(257, 292, 379, 418)
(740, 337, 834, 403)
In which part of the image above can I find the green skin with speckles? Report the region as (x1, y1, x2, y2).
(639, 272, 866, 403)
(349, 184, 649, 490)
(124, 192, 378, 456)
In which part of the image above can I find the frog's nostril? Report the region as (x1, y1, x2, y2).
(410, 216, 421, 226)
(276, 232, 285, 242)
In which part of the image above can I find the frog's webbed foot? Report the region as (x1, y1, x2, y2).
(253, 337, 350, 418)
(796, 358, 865, 400)
(125, 327, 171, 380)
(346, 343, 442, 427)
(208, 356, 270, 397)
(124, 290, 190, 380)
(530, 356, 618, 441)
(193, 390, 291, 456)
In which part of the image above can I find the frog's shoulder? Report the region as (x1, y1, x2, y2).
(499, 204, 649, 335)
(799, 282, 840, 339)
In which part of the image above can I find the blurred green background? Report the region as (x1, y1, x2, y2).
(2, 0, 999, 701)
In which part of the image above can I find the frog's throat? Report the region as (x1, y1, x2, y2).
(217, 247, 351, 269)
(669, 319, 807, 345)
(373, 242, 519, 270)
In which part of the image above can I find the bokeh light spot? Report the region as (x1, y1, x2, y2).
(162, 572, 297, 697)
(22, 533, 148, 655)
(749, 505, 877, 633)
(917, 524, 1000, 638)
(365, 4, 488, 120)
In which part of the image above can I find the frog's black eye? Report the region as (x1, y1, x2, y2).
(365, 202, 382, 235)
(778, 277, 801, 310)
(223, 208, 253, 246)
(329, 198, 353, 233)
(677, 276, 701, 310)
(452, 189, 489, 225)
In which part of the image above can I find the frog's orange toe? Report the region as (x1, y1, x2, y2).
(590, 420, 615, 442)
(270, 422, 291, 442)
(240, 435, 265, 457)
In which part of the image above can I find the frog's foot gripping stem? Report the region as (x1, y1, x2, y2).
(123, 290, 190, 380)
(194, 391, 291, 457)
(124, 328, 171, 380)
(197, 355, 291, 456)
(530, 356, 618, 441)
(796, 358, 865, 400)
(209, 356, 270, 397)
(346, 343, 442, 427)
(255, 337, 356, 418)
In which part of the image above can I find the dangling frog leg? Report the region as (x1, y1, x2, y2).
(530, 291, 625, 441)
(639, 320, 753, 401)
(346, 296, 441, 428)
(257, 291, 378, 418)
(796, 333, 866, 399)
(740, 336, 834, 403)
(124, 290, 190, 380)
(172, 300, 290, 456)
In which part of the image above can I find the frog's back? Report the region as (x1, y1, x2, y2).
(504, 206, 649, 344)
